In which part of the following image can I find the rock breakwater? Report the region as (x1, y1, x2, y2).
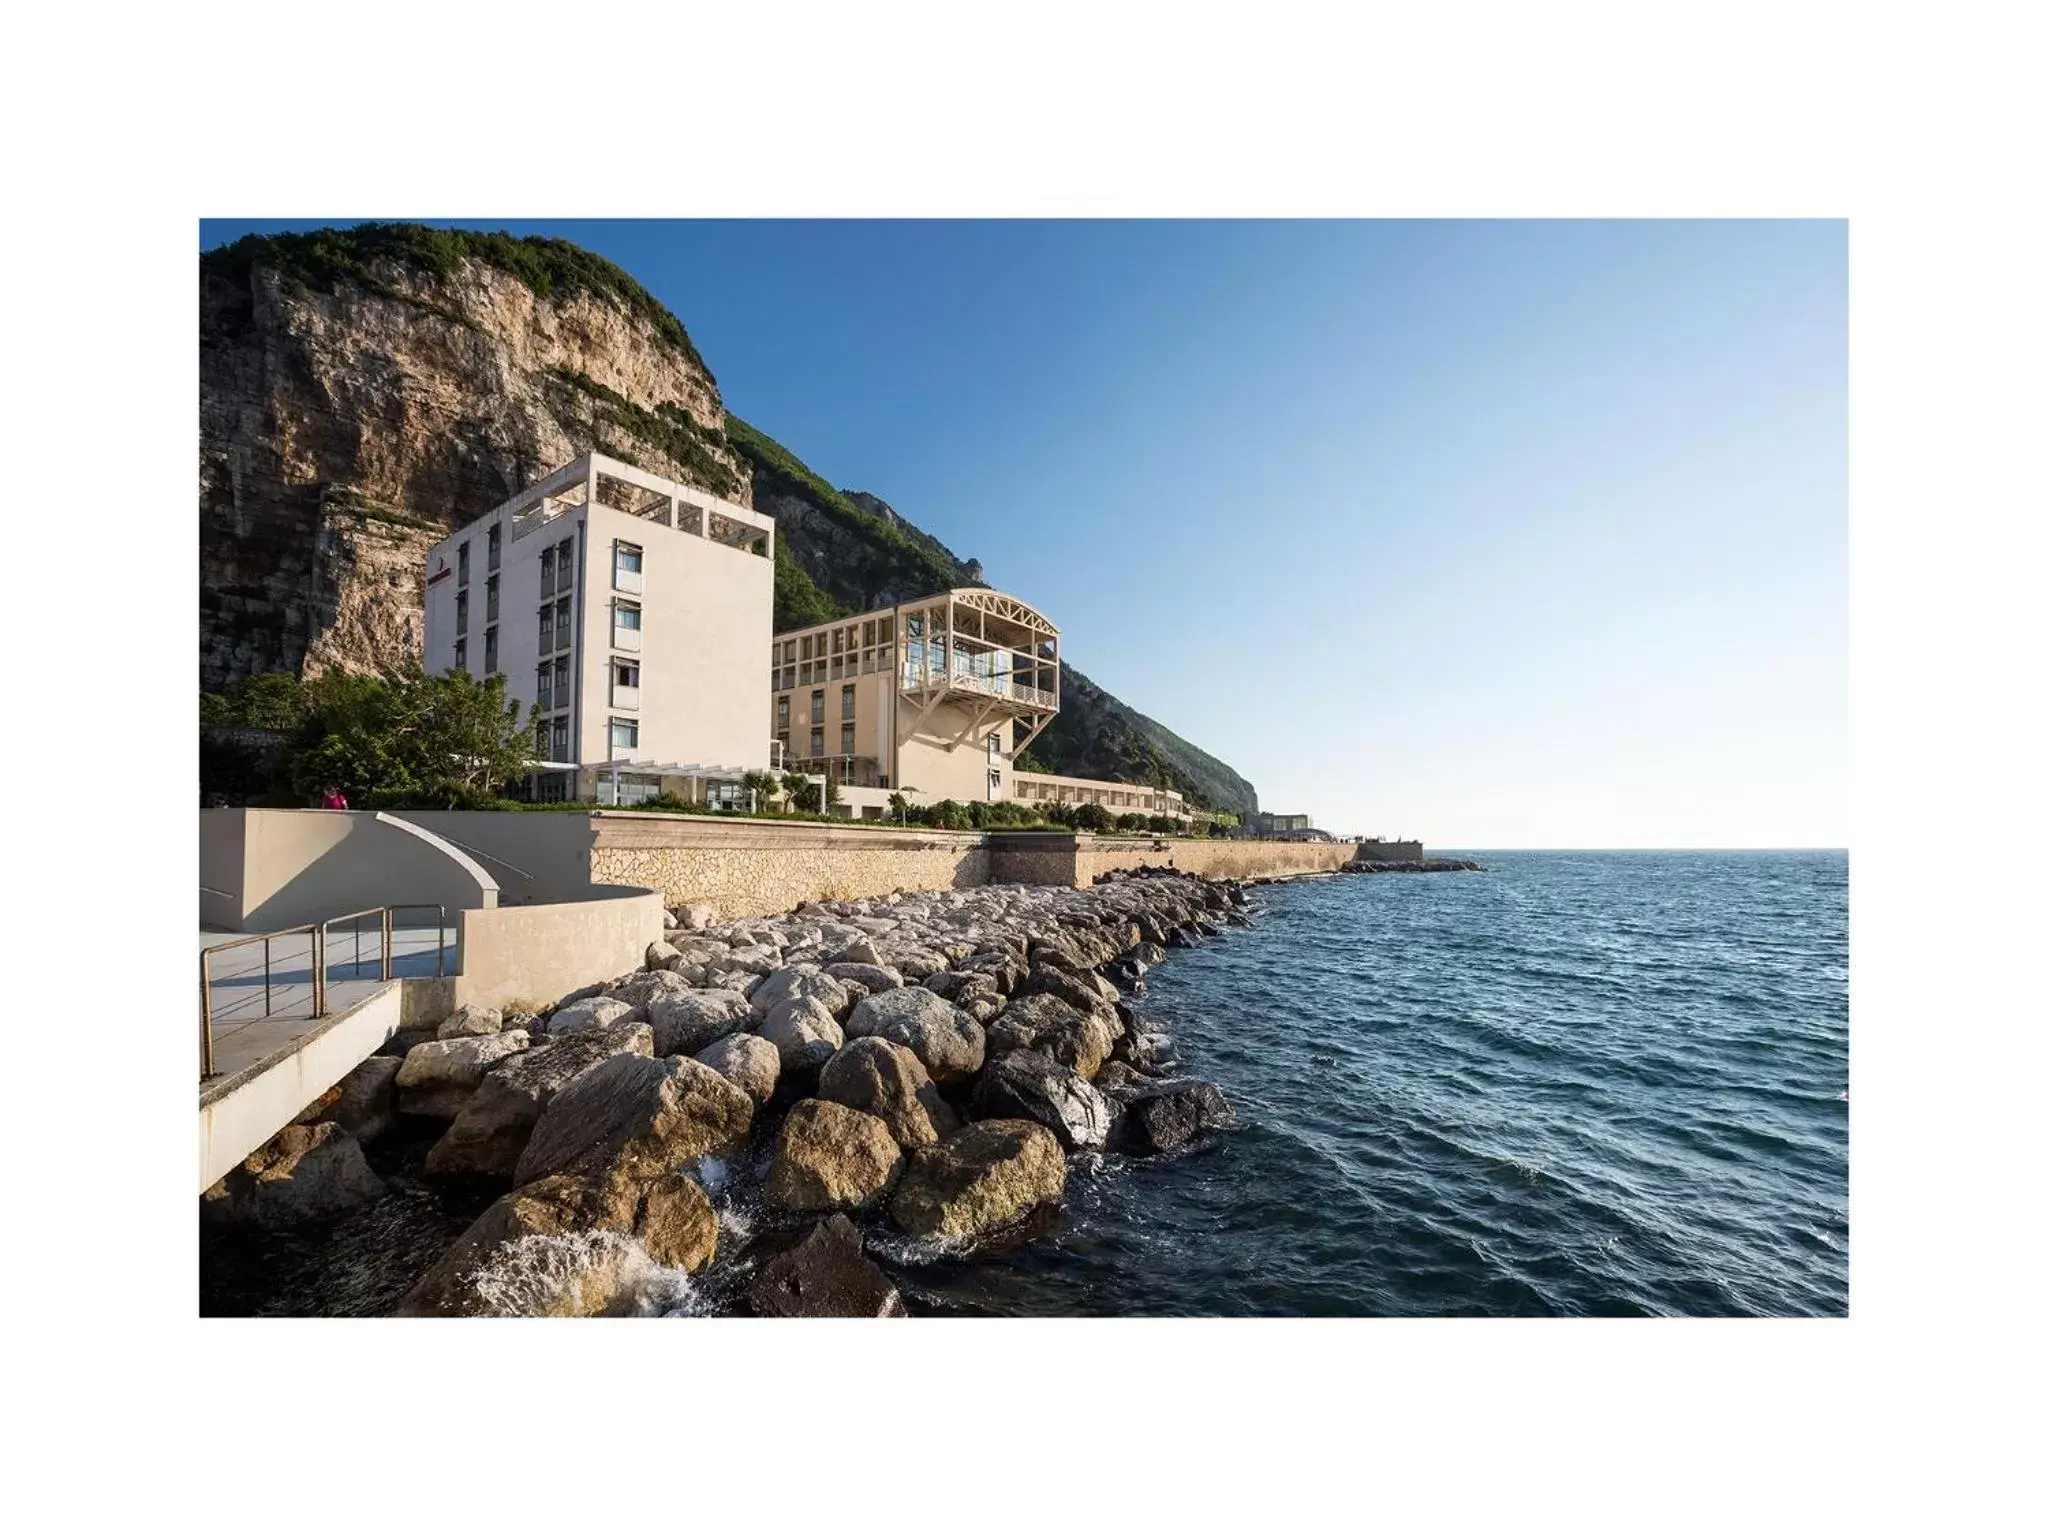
(208, 870, 1260, 1316)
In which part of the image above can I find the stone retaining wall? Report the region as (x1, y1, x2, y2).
(588, 813, 989, 918)
(1074, 836, 1362, 884)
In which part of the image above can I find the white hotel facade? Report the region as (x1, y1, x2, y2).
(422, 453, 776, 804)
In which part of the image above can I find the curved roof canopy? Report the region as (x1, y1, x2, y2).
(946, 587, 1059, 637)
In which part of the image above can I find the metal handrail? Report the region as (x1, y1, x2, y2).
(199, 904, 449, 1081)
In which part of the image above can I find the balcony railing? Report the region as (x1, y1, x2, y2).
(787, 753, 886, 788)
(899, 663, 1055, 709)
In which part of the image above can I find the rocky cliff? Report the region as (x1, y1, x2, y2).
(198, 224, 1257, 814)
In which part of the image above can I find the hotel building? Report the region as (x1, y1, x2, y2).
(770, 589, 1191, 824)
(770, 589, 1062, 811)
(423, 453, 776, 804)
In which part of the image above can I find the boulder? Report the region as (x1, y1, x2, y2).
(678, 903, 718, 932)
(436, 1003, 504, 1040)
(201, 1122, 384, 1230)
(844, 987, 986, 1086)
(763, 1099, 905, 1216)
(547, 995, 639, 1038)
(1114, 1026, 1178, 1072)
(986, 994, 1114, 1079)
(1116, 1080, 1232, 1155)
(514, 1053, 754, 1187)
(694, 1032, 780, 1106)
(645, 988, 751, 1056)
(824, 961, 904, 993)
(758, 996, 845, 1075)
(424, 1022, 653, 1177)
(749, 964, 853, 1022)
(887, 1119, 1067, 1242)
(746, 1214, 907, 1318)
(613, 969, 695, 1010)
(830, 937, 884, 966)
(395, 1168, 716, 1317)
(1018, 962, 1109, 1017)
(292, 1055, 400, 1143)
(646, 939, 682, 971)
(374, 1022, 437, 1060)
(971, 1050, 1113, 1151)
(395, 1030, 529, 1118)
(818, 1036, 959, 1150)
(1090, 1059, 1155, 1099)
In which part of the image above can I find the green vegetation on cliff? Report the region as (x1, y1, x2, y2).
(202, 223, 712, 375)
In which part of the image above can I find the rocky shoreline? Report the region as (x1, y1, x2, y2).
(203, 868, 1260, 1317)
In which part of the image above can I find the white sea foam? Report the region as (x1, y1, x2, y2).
(468, 1230, 703, 1318)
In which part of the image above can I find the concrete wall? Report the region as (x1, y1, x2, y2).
(588, 812, 990, 917)
(199, 979, 405, 1192)
(1356, 839, 1425, 861)
(397, 810, 599, 904)
(1076, 835, 1363, 884)
(200, 809, 501, 931)
(454, 884, 665, 1013)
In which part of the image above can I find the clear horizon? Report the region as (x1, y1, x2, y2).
(199, 218, 1848, 848)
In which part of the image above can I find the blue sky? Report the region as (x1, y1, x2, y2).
(200, 219, 1846, 847)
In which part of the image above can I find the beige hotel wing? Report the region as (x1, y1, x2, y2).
(770, 589, 1061, 807)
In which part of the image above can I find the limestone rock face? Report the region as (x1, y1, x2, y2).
(843, 987, 986, 1086)
(986, 993, 1114, 1080)
(887, 1120, 1067, 1241)
(514, 1053, 753, 1187)
(424, 1021, 652, 1177)
(199, 240, 745, 691)
(646, 989, 751, 1056)
(693, 1032, 780, 1106)
(436, 1003, 504, 1040)
(758, 996, 845, 1075)
(395, 1030, 529, 1117)
(818, 1036, 958, 1150)
(202, 1122, 384, 1230)
(971, 1050, 1113, 1152)
(746, 1215, 907, 1319)
(763, 1100, 904, 1216)
(292, 1055, 400, 1143)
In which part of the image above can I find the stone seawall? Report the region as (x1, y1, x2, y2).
(584, 815, 1363, 912)
(589, 815, 990, 918)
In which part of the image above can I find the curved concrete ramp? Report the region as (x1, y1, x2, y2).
(200, 808, 500, 931)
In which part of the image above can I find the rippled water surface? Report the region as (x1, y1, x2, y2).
(899, 850, 1849, 1317)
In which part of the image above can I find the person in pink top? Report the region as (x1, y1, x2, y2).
(321, 785, 349, 810)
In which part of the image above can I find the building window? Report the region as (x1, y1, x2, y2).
(550, 716, 570, 762)
(612, 658, 639, 705)
(536, 664, 553, 711)
(484, 626, 498, 675)
(486, 574, 499, 624)
(614, 540, 643, 592)
(534, 716, 550, 757)
(610, 716, 639, 753)
(455, 589, 468, 632)
(540, 546, 555, 588)
(554, 656, 571, 704)
(841, 683, 855, 719)
(613, 600, 641, 648)
(457, 541, 470, 586)
(454, 638, 468, 672)
(776, 730, 790, 761)
(809, 689, 824, 724)
(809, 726, 824, 758)
(841, 722, 856, 757)
(555, 597, 572, 646)
(776, 696, 790, 730)
(538, 604, 554, 652)
(486, 522, 501, 573)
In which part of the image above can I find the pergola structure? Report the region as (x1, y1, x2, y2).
(896, 588, 1062, 759)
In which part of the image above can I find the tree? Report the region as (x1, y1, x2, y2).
(887, 791, 912, 824)
(1071, 802, 1114, 833)
(286, 665, 537, 809)
(1115, 811, 1150, 833)
(927, 799, 971, 830)
(1146, 814, 1176, 834)
(742, 770, 781, 812)
(1013, 747, 1053, 775)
